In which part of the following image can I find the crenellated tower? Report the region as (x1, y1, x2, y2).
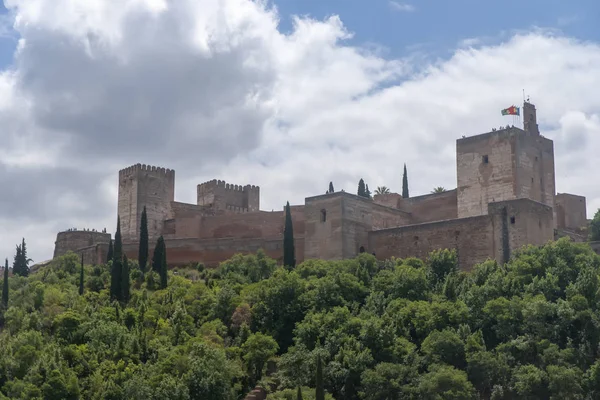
(118, 164, 175, 241)
(197, 179, 260, 213)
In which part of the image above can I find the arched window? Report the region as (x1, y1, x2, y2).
(359, 246, 365, 253)
(320, 209, 327, 223)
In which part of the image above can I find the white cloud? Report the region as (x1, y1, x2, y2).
(389, 1, 415, 12)
(1, 0, 600, 264)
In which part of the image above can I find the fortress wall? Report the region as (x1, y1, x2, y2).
(54, 230, 111, 259)
(555, 193, 587, 230)
(368, 215, 493, 271)
(123, 236, 305, 267)
(197, 179, 260, 212)
(373, 193, 403, 208)
(457, 128, 518, 218)
(400, 189, 458, 223)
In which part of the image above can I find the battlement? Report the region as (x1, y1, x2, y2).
(226, 205, 250, 213)
(119, 163, 175, 178)
(197, 179, 259, 192)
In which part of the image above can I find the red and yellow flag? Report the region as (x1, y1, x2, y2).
(501, 105, 520, 116)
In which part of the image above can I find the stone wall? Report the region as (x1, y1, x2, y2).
(399, 189, 458, 223)
(53, 231, 111, 265)
(197, 179, 260, 212)
(304, 192, 411, 261)
(457, 128, 519, 218)
(369, 215, 493, 271)
(118, 164, 175, 242)
(556, 193, 587, 230)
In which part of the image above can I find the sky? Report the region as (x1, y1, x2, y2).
(1, 0, 600, 264)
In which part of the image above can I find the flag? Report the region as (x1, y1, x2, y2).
(501, 105, 520, 116)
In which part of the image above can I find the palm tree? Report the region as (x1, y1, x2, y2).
(375, 186, 391, 195)
(432, 186, 446, 193)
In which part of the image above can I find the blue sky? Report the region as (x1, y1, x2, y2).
(0, 0, 598, 69)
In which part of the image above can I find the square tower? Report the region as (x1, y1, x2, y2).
(456, 102, 555, 221)
(197, 179, 260, 212)
(118, 164, 175, 241)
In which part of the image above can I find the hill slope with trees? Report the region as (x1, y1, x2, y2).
(2, 237, 600, 399)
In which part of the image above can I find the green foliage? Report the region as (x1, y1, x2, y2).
(2, 259, 8, 309)
(590, 208, 600, 241)
(79, 255, 84, 296)
(139, 206, 149, 274)
(3, 237, 600, 399)
(402, 163, 409, 198)
(12, 238, 31, 277)
(106, 240, 114, 264)
(152, 236, 168, 289)
(284, 202, 296, 270)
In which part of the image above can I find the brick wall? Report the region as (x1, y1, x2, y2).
(556, 193, 587, 230)
(399, 190, 458, 223)
(457, 128, 518, 218)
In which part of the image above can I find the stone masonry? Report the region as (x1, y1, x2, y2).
(53, 101, 592, 270)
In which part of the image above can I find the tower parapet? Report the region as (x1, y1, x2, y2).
(197, 179, 260, 212)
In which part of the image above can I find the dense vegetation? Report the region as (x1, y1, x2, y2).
(2, 237, 600, 399)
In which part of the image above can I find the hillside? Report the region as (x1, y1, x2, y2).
(2, 237, 600, 399)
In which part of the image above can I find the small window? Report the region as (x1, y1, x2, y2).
(535, 156, 538, 161)
(482, 155, 489, 164)
(359, 246, 365, 253)
(531, 177, 534, 183)
(510, 216, 515, 224)
(414, 235, 419, 241)
(320, 209, 327, 223)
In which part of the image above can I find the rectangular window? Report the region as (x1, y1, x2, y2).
(482, 155, 489, 164)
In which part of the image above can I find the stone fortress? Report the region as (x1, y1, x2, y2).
(53, 101, 592, 270)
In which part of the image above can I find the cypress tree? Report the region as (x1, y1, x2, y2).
(20, 238, 30, 277)
(79, 253, 84, 296)
(315, 354, 324, 400)
(12, 244, 21, 276)
(106, 240, 114, 264)
(2, 259, 8, 309)
(328, 182, 334, 193)
(110, 217, 123, 301)
(402, 163, 409, 198)
(297, 387, 303, 400)
(139, 206, 149, 274)
(152, 236, 163, 273)
(160, 238, 168, 289)
(365, 184, 372, 199)
(283, 202, 296, 270)
(357, 179, 366, 197)
(122, 254, 131, 302)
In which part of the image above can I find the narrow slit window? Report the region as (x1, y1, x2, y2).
(482, 155, 489, 164)
(510, 216, 516, 224)
(320, 209, 327, 223)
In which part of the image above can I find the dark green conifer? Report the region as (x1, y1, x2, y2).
(153, 236, 168, 289)
(297, 387, 303, 400)
(283, 202, 296, 270)
(357, 179, 366, 197)
(139, 206, 149, 274)
(12, 244, 21, 276)
(365, 184, 372, 199)
(328, 182, 334, 193)
(152, 236, 162, 273)
(316, 354, 324, 400)
(122, 254, 130, 302)
(2, 259, 8, 309)
(19, 238, 30, 277)
(79, 253, 84, 296)
(106, 240, 114, 264)
(110, 217, 123, 301)
(402, 163, 409, 198)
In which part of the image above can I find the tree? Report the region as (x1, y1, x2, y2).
(79, 254, 84, 296)
(402, 164, 409, 198)
(328, 182, 334, 193)
(2, 259, 8, 309)
(283, 202, 296, 270)
(357, 179, 366, 198)
(110, 217, 123, 301)
(12, 238, 31, 277)
(365, 184, 372, 199)
(106, 239, 114, 264)
(297, 387, 303, 400)
(12, 244, 21, 276)
(316, 354, 325, 400)
(590, 209, 600, 241)
(159, 239, 167, 290)
(139, 206, 149, 274)
(122, 254, 130, 303)
(375, 186, 390, 195)
(432, 186, 446, 193)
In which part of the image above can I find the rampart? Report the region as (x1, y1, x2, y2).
(399, 189, 458, 223)
(556, 193, 587, 230)
(54, 230, 111, 265)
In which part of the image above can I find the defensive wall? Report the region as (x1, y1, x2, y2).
(197, 179, 260, 212)
(556, 193, 587, 231)
(53, 230, 111, 265)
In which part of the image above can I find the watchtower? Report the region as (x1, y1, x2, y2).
(118, 164, 175, 241)
(456, 101, 555, 220)
(197, 179, 260, 212)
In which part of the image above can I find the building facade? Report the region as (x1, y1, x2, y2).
(54, 102, 591, 270)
